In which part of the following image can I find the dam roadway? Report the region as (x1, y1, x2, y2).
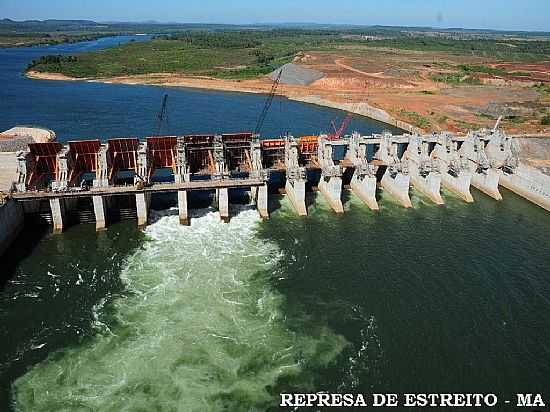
(10, 178, 265, 199)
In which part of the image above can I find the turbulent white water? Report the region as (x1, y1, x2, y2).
(14, 207, 347, 412)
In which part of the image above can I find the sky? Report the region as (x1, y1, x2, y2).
(2, 0, 549, 32)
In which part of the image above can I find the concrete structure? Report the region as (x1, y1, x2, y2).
(317, 135, 344, 213)
(49, 198, 66, 233)
(3, 127, 548, 239)
(460, 130, 502, 200)
(178, 190, 189, 225)
(405, 135, 443, 205)
(376, 134, 412, 207)
(135, 193, 150, 227)
(93, 195, 107, 230)
(432, 134, 474, 202)
(284, 137, 307, 216)
(346, 132, 378, 210)
(217, 188, 229, 223)
(0, 200, 24, 256)
(499, 164, 550, 211)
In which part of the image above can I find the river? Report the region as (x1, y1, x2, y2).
(1, 36, 550, 412)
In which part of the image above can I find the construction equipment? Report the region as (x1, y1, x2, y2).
(328, 112, 353, 140)
(155, 93, 169, 136)
(254, 69, 283, 135)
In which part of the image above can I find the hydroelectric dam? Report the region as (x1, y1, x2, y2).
(2, 126, 549, 241)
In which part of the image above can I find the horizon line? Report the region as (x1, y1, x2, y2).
(1, 17, 549, 34)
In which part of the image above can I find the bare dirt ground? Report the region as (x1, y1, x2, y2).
(28, 46, 550, 135)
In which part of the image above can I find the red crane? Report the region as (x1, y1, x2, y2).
(328, 112, 353, 140)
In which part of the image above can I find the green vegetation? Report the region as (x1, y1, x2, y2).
(26, 55, 78, 72)
(0, 33, 109, 47)
(535, 83, 550, 97)
(504, 115, 525, 124)
(26, 30, 351, 79)
(457, 64, 507, 76)
(398, 109, 431, 129)
(541, 115, 550, 125)
(366, 37, 550, 62)
(428, 64, 507, 85)
(429, 71, 481, 85)
(22, 27, 550, 81)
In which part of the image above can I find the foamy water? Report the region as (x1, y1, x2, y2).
(13, 207, 347, 412)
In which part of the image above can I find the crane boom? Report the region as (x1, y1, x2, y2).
(254, 69, 283, 135)
(329, 112, 353, 140)
(155, 94, 169, 136)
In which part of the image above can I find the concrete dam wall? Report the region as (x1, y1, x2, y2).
(0, 200, 24, 256)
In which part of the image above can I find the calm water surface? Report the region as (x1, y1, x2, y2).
(1, 37, 550, 412)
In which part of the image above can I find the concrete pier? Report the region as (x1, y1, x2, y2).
(256, 184, 269, 219)
(217, 188, 229, 222)
(381, 169, 412, 208)
(499, 164, 550, 212)
(471, 169, 502, 200)
(410, 172, 444, 205)
(433, 136, 474, 203)
(49, 198, 66, 233)
(405, 136, 444, 205)
(440, 172, 474, 202)
(375, 135, 412, 207)
(318, 137, 344, 213)
(178, 190, 189, 225)
(319, 175, 344, 213)
(346, 133, 379, 210)
(92, 195, 107, 231)
(285, 179, 307, 216)
(460, 131, 502, 200)
(284, 137, 308, 216)
(350, 172, 379, 210)
(135, 193, 150, 227)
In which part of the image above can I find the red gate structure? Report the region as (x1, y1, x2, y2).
(261, 139, 285, 169)
(146, 136, 177, 179)
(185, 135, 215, 175)
(67, 139, 101, 185)
(299, 136, 319, 166)
(107, 138, 140, 183)
(26, 142, 63, 189)
(222, 133, 253, 173)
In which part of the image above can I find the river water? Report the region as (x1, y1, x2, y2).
(1, 37, 550, 412)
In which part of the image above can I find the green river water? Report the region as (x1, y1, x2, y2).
(1, 188, 550, 411)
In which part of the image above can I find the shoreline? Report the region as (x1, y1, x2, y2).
(26, 70, 420, 134)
